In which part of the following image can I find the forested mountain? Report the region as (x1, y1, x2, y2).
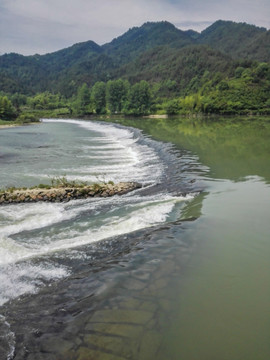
(0, 53, 49, 93)
(239, 31, 270, 62)
(38, 40, 102, 72)
(198, 20, 270, 61)
(116, 45, 235, 96)
(0, 20, 269, 97)
(102, 21, 194, 64)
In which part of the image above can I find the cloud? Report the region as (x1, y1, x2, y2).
(0, 0, 269, 55)
(175, 21, 214, 32)
(0, 4, 76, 54)
(169, 0, 270, 30)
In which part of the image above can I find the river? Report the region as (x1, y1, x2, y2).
(0, 116, 269, 359)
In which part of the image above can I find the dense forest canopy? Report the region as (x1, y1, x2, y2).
(0, 20, 269, 118)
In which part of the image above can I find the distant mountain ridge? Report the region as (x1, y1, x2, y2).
(102, 21, 195, 63)
(0, 20, 269, 95)
(198, 20, 268, 60)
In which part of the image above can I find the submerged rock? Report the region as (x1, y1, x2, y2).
(0, 182, 142, 205)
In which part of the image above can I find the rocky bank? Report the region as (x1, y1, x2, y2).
(0, 182, 142, 205)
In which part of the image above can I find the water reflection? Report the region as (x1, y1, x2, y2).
(110, 116, 270, 183)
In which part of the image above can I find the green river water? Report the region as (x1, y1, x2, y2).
(112, 116, 270, 360)
(1, 116, 270, 360)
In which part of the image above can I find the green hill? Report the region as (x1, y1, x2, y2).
(102, 21, 194, 64)
(0, 20, 269, 99)
(239, 31, 270, 62)
(39, 40, 103, 72)
(116, 45, 235, 95)
(198, 20, 269, 61)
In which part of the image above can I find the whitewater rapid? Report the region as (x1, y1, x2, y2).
(0, 119, 195, 309)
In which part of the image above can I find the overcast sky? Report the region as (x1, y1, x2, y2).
(0, 0, 269, 55)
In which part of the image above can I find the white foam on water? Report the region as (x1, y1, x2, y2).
(0, 262, 69, 306)
(0, 262, 69, 358)
(82, 144, 127, 150)
(0, 315, 15, 360)
(0, 193, 194, 307)
(2, 194, 192, 260)
(0, 119, 194, 309)
(41, 119, 164, 185)
(0, 202, 80, 264)
(0, 192, 193, 262)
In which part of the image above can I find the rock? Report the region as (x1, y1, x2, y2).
(89, 309, 153, 325)
(0, 182, 142, 205)
(123, 278, 146, 291)
(85, 322, 144, 338)
(83, 334, 132, 358)
(40, 337, 74, 354)
(76, 347, 125, 360)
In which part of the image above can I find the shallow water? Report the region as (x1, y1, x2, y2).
(0, 117, 270, 359)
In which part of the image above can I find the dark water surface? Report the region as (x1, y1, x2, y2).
(0, 117, 270, 359)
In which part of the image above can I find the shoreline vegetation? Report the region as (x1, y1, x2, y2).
(0, 62, 270, 125)
(0, 178, 142, 205)
(1, 111, 270, 131)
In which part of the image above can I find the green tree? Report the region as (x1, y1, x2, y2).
(27, 92, 65, 110)
(74, 83, 91, 115)
(235, 66, 245, 78)
(10, 93, 27, 111)
(217, 80, 229, 91)
(164, 99, 180, 115)
(254, 62, 270, 79)
(180, 94, 203, 113)
(91, 82, 106, 114)
(127, 80, 152, 115)
(0, 96, 16, 120)
(106, 79, 129, 113)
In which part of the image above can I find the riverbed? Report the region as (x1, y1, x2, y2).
(0, 117, 270, 360)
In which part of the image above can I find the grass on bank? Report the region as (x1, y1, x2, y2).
(0, 114, 40, 126)
(0, 176, 115, 195)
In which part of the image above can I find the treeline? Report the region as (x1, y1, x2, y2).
(0, 79, 153, 120)
(1, 61, 270, 121)
(0, 91, 65, 121)
(64, 62, 270, 116)
(74, 79, 152, 116)
(172, 62, 270, 115)
(74, 61, 270, 116)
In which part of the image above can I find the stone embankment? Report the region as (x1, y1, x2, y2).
(0, 182, 142, 205)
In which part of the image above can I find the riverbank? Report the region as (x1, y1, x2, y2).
(1, 113, 269, 131)
(0, 182, 142, 205)
(0, 124, 18, 129)
(0, 120, 40, 129)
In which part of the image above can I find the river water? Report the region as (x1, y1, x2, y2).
(0, 117, 269, 359)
